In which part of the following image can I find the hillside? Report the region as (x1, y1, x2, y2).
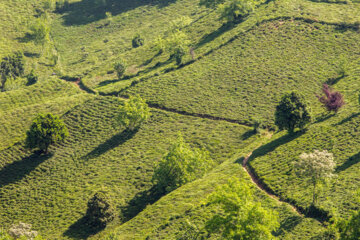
(0, 0, 360, 239)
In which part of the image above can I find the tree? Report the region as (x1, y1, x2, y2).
(275, 91, 311, 133)
(114, 60, 126, 79)
(0, 51, 25, 89)
(317, 84, 345, 113)
(294, 150, 336, 206)
(86, 192, 115, 229)
(25, 113, 68, 154)
(218, 0, 260, 22)
(206, 178, 279, 239)
(132, 34, 144, 48)
(152, 134, 213, 193)
(116, 95, 151, 131)
(200, 0, 263, 22)
(29, 17, 50, 46)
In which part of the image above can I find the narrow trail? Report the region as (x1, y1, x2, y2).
(66, 78, 254, 128)
(242, 151, 301, 215)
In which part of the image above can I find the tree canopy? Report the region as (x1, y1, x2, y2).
(25, 113, 68, 154)
(275, 91, 311, 133)
(152, 134, 213, 193)
(206, 178, 279, 239)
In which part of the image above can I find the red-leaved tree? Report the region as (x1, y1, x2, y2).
(317, 84, 345, 113)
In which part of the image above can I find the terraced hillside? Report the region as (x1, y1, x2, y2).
(1, 0, 360, 239)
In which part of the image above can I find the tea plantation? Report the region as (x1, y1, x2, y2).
(0, 0, 360, 239)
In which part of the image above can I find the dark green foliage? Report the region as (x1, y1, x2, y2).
(132, 34, 144, 48)
(174, 46, 186, 65)
(114, 60, 126, 79)
(25, 113, 68, 154)
(275, 92, 311, 133)
(0, 51, 25, 89)
(336, 210, 360, 240)
(86, 192, 115, 229)
(55, 0, 70, 13)
(26, 70, 38, 86)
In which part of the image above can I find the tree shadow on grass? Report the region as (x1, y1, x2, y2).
(0, 152, 53, 188)
(336, 151, 360, 172)
(60, 0, 176, 26)
(248, 130, 306, 162)
(333, 112, 360, 126)
(63, 216, 101, 240)
(314, 113, 334, 124)
(83, 129, 138, 160)
(120, 186, 162, 223)
(241, 129, 256, 141)
(196, 22, 235, 48)
(273, 215, 303, 237)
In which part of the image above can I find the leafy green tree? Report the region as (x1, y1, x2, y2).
(29, 17, 50, 46)
(25, 113, 68, 154)
(116, 95, 151, 131)
(114, 60, 126, 79)
(275, 91, 311, 133)
(294, 150, 336, 206)
(0, 51, 25, 89)
(206, 178, 279, 239)
(86, 192, 115, 228)
(152, 134, 213, 193)
(219, 0, 260, 22)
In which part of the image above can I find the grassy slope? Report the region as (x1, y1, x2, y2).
(124, 18, 360, 126)
(1, 0, 360, 239)
(99, 151, 325, 240)
(0, 96, 256, 239)
(249, 63, 360, 217)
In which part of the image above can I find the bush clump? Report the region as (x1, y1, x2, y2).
(132, 34, 144, 48)
(114, 60, 126, 79)
(26, 70, 38, 86)
(0, 51, 25, 89)
(317, 84, 345, 113)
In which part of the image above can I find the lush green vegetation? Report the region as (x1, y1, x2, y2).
(1, 0, 360, 239)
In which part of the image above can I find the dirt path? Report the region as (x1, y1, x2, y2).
(242, 151, 300, 214)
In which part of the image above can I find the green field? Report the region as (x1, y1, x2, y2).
(1, 0, 360, 239)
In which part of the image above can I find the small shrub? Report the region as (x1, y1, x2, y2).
(26, 70, 38, 86)
(317, 84, 345, 113)
(25, 113, 69, 154)
(275, 91, 311, 133)
(114, 60, 126, 79)
(173, 46, 186, 65)
(55, 0, 70, 13)
(29, 17, 50, 46)
(86, 192, 115, 228)
(132, 34, 144, 48)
